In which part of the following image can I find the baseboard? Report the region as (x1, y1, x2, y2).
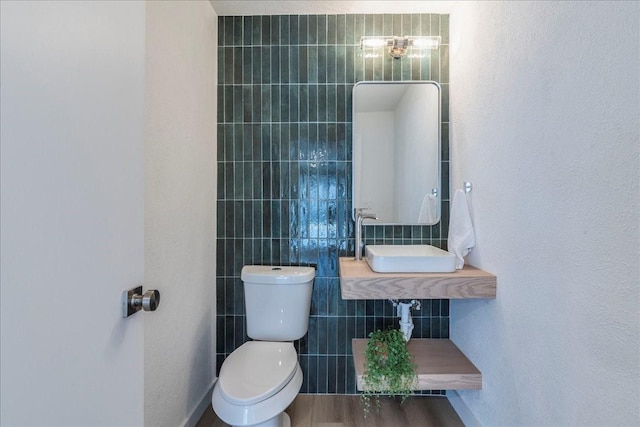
(447, 390, 481, 427)
(182, 377, 218, 427)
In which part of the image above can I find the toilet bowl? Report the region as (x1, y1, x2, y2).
(212, 266, 315, 427)
(212, 342, 302, 427)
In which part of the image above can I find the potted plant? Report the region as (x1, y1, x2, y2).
(361, 328, 418, 416)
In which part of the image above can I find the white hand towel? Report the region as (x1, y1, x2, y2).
(418, 194, 437, 224)
(448, 189, 475, 269)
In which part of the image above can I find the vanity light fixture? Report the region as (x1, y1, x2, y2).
(360, 35, 441, 59)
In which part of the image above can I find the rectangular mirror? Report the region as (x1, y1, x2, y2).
(352, 81, 441, 224)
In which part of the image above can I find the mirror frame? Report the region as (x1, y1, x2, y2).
(352, 80, 442, 224)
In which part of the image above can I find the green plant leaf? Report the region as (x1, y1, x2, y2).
(361, 328, 417, 417)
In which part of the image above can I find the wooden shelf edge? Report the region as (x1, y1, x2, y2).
(352, 338, 482, 391)
(339, 257, 496, 300)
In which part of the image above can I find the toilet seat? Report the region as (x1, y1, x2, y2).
(218, 341, 298, 406)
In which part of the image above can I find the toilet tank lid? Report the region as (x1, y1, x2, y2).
(241, 266, 315, 284)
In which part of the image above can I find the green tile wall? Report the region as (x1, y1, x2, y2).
(216, 13, 450, 395)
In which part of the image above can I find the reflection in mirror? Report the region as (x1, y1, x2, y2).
(352, 81, 441, 224)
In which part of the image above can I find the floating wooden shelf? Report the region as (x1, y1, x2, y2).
(352, 338, 482, 391)
(339, 257, 496, 300)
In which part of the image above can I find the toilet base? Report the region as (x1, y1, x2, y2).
(234, 412, 290, 427)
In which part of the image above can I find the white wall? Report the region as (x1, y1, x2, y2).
(1, 1, 146, 424)
(354, 112, 395, 220)
(449, 2, 640, 426)
(144, 2, 217, 426)
(394, 84, 440, 223)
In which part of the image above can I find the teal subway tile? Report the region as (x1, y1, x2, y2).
(251, 124, 262, 161)
(307, 84, 318, 121)
(354, 14, 365, 44)
(441, 14, 450, 43)
(270, 15, 280, 45)
(411, 14, 421, 35)
(441, 123, 449, 161)
(307, 15, 318, 44)
(261, 16, 271, 45)
(372, 54, 383, 81)
(251, 15, 261, 45)
(232, 48, 243, 82)
(364, 55, 374, 80)
(218, 47, 226, 84)
(392, 14, 401, 35)
(298, 15, 308, 45)
(421, 13, 430, 36)
(420, 55, 431, 80)
(220, 16, 229, 46)
(336, 15, 346, 45)
(326, 45, 336, 83)
(411, 56, 421, 80)
(401, 57, 411, 80)
(317, 15, 327, 44)
(260, 85, 271, 122)
(289, 45, 299, 83)
(308, 45, 318, 83)
(345, 14, 356, 45)
(441, 83, 449, 122)
(243, 16, 252, 45)
(271, 123, 281, 162)
(232, 16, 242, 45)
(317, 84, 327, 122)
(223, 47, 233, 84)
(401, 14, 412, 35)
(430, 14, 440, 36)
(298, 45, 308, 83)
(364, 14, 374, 36)
(441, 45, 449, 83)
(280, 46, 290, 84)
(252, 47, 262, 84)
(373, 14, 383, 35)
(270, 84, 281, 122)
(317, 45, 327, 83)
(242, 85, 252, 123)
(279, 83, 290, 122)
(327, 85, 337, 122)
(354, 48, 364, 82)
(336, 85, 346, 122)
(345, 45, 355, 84)
(289, 85, 299, 123)
(327, 15, 336, 45)
(242, 123, 253, 161)
(299, 85, 309, 122)
(430, 48, 440, 81)
(289, 15, 299, 45)
(280, 15, 290, 45)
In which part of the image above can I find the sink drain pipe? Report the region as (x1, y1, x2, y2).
(389, 299, 421, 342)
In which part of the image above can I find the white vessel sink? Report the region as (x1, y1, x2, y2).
(364, 245, 457, 273)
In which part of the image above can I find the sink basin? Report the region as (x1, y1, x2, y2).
(364, 245, 457, 273)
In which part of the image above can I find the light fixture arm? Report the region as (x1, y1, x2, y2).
(360, 35, 441, 59)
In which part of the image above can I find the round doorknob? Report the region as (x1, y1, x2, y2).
(131, 289, 160, 312)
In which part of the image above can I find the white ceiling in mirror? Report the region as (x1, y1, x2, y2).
(209, 1, 454, 16)
(356, 85, 410, 113)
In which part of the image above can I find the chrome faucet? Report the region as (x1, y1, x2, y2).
(354, 208, 377, 261)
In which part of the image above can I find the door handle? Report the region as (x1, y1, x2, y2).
(122, 286, 161, 318)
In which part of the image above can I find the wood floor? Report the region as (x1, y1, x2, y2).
(196, 394, 464, 427)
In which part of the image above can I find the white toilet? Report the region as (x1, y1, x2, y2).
(212, 265, 315, 427)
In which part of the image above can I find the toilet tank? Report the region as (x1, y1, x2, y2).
(241, 266, 315, 341)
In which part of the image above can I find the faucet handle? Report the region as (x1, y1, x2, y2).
(354, 207, 377, 220)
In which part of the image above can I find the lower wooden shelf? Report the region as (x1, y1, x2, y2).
(352, 338, 482, 391)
